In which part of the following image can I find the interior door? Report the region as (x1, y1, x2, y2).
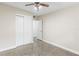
(16, 15, 24, 46)
(33, 19, 43, 40)
(23, 16, 33, 44)
(33, 18, 43, 55)
(16, 15, 33, 46)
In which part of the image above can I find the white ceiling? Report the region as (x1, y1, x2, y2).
(2, 2, 79, 16)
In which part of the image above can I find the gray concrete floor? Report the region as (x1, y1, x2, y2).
(0, 40, 78, 56)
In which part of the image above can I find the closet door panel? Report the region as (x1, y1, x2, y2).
(16, 15, 24, 46)
(23, 16, 33, 44)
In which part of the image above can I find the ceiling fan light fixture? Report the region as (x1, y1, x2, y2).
(39, 5, 42, 9)
(34, 6, 38, 10)
(33, 5, 42, 11)
(25, 2, 49, 11)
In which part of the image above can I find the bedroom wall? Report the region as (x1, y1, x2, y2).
(42, 6, 79, 54)
(0, 4, 33, 51)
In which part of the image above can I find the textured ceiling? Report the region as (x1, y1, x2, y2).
(2, 2, 79, 15)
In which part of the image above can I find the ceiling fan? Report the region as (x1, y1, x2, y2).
(25, 2, 49, 11)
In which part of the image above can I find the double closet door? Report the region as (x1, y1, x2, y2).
(16, 15, 33, 46)
(16, 14, 43, 55)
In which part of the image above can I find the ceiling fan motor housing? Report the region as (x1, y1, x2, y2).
(35, 2, 40, 4)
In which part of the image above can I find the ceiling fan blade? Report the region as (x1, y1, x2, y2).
(40, 3, 49, 7)
(25, 3, 34, 6)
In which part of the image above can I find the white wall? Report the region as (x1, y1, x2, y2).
(0, 4, 33, 51)
(42, 6, 79, 54)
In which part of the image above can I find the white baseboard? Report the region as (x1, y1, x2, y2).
(0, 41, 33, 52)
(0, 40, 79, 55)
(0, 46, 16, 52)
(43, 39, 79, 55)
(16, 41, 33, 47)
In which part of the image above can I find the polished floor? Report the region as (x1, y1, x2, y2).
(0, 40, 78, 56)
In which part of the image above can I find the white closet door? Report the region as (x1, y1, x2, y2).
(23, 16, 33, 44)
(16, 15, 33, 46)
(16, 15, 24, 46)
